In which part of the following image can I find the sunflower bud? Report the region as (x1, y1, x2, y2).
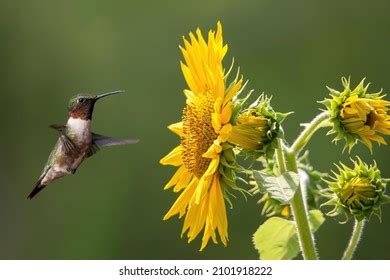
(321, 77, 390, 151)
(323, 158, 388, 222)
(228, 109, 268, 150)
(228, 95, 288, 157)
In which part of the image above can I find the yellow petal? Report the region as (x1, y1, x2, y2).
(168, 122, 183, 137)
(160, 145, 183, 166)
(220, 103, 232, 124)
(203, 157, 220, 177)
(163, 177, 198, 220)
(203, 141, 222, 159)
(200, 175, 228, 250)
(184, 90, 195, 104)
(193, 172, 214, 205)
(211, 112, 222, 133)
(224, 79, 243, 106)
(200, 219, 215, 251)
(173, 169, 193, 192)
(213, 97, 223, 114)
(180, 62, 198, 94)
(218, 123, 232, 142)
(164, 165, 186, 190)
(183, 199, 208, 242)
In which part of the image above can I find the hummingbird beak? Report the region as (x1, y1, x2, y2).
(95, 90, 124, 100)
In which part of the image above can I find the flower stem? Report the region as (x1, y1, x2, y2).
(290, 111, 330, 155)
(342, 219, 365, 260)
(274, 112, 330, 259)
(276, 138, 286, 174)
(284, 149, 318, 260)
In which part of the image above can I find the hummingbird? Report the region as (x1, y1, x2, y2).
(28, 90, 138, 199)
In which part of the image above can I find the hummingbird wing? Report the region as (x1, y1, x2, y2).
(87, 132, 138, 157)
(92, 133, 139, 147)
(50, 124, 66, 132)
(50, 124, 79, 155)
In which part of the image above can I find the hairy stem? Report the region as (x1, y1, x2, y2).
(342, 219, 365, 260)
(284, 149, 318, 260)
(290, 111, 330, 155)
(276, 138, 286, 174)
(273, 112, 330, 259)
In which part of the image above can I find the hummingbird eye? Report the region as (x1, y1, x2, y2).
(78, 98, 85, 103)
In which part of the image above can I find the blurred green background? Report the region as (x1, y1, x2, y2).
(0, 0, 389, 259)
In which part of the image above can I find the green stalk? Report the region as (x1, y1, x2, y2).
(290, 111, 330, 155)
(276, 138, 286, 174)
(274, 112, 330, 259)
(284, 149, 318, 260)
(342, 219, 365, 260)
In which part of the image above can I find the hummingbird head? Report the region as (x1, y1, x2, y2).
(68, 90, 123, 120)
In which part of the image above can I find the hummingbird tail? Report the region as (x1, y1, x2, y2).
(27, 179, 47, 200)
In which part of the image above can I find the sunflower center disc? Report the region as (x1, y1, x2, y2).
(181, 93, 217, 178)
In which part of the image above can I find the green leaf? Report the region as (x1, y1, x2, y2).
(308, 209, 325, 232)
(253, 217, 298, 260)
(252, 210, 325, 260)
(253, 171, 300, 204)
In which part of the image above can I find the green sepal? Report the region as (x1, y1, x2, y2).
(382, 194, 390, 204)
(219, 142, 249, 204)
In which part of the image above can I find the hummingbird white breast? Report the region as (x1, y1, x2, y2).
(67, 117, 92, 144)
(61, 117, 93, 173)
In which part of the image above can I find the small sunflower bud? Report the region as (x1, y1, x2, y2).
(321, 77, 390, 151)
(323, 158, 388, 222)
(228, 95, 288, 157)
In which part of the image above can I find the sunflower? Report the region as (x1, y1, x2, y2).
(160, 22, 245, 250)
(322, 77, 390, 151)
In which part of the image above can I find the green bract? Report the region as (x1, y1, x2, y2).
(323, 158, 388, 222)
